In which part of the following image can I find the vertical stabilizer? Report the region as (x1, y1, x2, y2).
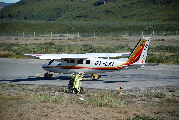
(121, 37, 150, 66)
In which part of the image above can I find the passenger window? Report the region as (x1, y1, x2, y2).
(77, 59, 83, 64)
(86, 60, 90, 64)
(70, 59, 75, 63)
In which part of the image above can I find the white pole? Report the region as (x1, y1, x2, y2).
(23, 32, 24, 38)
(176, 31, 177, 35)
(142, 31, 143, 36)
(153, 31, 154, 35)
(78, 32, 79, 37)
(126, 31, 127, 36)
(94, 32, 95, 38)
(34, 32, 35, 38)
(51, 32, 52, 38)
(67, 31, 68, 38)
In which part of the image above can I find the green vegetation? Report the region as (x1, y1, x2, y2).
(0, 41, 132, 54)
(1, 0, 179, 22)
(168, 109, 179, 118)
(126, 114, 164, 120)
(0, 20, 179, 36)
(85, 90, 124, 107)
(147, 45, 179, 64)
(0, 39, 178, 64)
(0, 0, 179, 37)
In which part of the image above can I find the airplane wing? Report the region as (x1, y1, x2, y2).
(24, 54, 92, 59)
(86, 52, 131, 57)
(24, 52, 131, 59)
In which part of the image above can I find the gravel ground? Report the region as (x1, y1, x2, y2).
(0, 58, 179, 91)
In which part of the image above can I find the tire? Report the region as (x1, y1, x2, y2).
(80, 87, 84, 93)
(73, 88, 78, 94)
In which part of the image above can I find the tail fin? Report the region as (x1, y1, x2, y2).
(121, 37, 151, 66)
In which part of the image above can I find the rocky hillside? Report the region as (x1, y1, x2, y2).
(0, 3, 4, 10)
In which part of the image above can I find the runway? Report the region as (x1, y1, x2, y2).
(0, 58, 179, 90)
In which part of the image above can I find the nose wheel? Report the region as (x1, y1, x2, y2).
(44, 72, 53, 78)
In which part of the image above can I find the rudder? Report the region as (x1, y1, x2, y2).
(121, 37, 151, 66)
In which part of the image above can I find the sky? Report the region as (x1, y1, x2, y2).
(0, 0, 20, 3)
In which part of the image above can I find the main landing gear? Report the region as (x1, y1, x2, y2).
(44, 72, 100, 94)
(91, 74, 101, 80)
(68, 73, 84, 94)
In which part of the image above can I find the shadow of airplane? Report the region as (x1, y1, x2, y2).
(103, 81, 129, 83)
(0, 74, 108, 83)
(0, 76, 71, 83)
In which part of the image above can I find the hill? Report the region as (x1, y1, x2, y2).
(0, 0, 179, 22)
(0, 3, 4, 10)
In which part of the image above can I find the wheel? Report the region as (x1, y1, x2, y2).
(73, 88, 78, 94)
(79, 87, 84, 93)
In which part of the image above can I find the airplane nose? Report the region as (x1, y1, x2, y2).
(42, 63, 48, 68)
(42, 63, 49, 71)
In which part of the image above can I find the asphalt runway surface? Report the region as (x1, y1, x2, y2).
(0, 58, 179, 90)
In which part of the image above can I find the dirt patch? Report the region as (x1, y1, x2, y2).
(0, 83, 178, 120)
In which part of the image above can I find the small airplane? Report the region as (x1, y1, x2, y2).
(24, 36, 157, 93)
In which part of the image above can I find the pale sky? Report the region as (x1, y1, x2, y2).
(0, 0, 20, 3)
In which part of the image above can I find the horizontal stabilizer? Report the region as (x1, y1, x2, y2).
(122, 63, 159, 69)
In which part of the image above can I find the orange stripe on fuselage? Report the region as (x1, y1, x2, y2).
(42, 66, 87, 69)
(42, 66, 122, 70)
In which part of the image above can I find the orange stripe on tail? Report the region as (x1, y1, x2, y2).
(120, 38, 148, 66)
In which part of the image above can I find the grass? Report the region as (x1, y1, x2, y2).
(125, 114, 164, 120)
(0, 37, 178, 64)
(169, 109, 179, 118)
(0, 83, 178, 119)
(0, 20, 179, 36)
(154, 92, 166, 98)
(85, 90, 124, 107)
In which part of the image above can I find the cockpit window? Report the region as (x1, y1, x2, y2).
(48, 59, 54, 65)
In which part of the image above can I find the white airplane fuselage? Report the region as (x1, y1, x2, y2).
(42, 58, 128, 74)
(24, 37, 152, 77)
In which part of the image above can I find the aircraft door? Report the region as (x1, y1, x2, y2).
(85, 59, 92, 74)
